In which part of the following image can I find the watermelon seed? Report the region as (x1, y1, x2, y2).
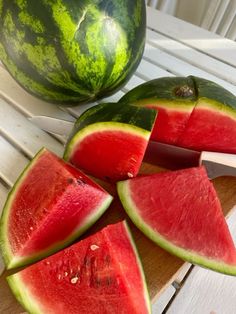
(130, 157, 137, 163)
(57, 274, 62, 280)
(90, 244, 99, 251)
(64, 272, 68, 277)
(70, 276, 79, 284)
(127, 172, 134, 178)
(67, 178, 74, 184)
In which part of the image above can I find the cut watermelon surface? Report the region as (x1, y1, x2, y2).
(64, 102, 157, 182)
(7, 221, 151, 314)
(119, 76, 197, 144)
(117, 166, 236, 275)
(64, 122, 151, 182)
(0, 148, 113, 269)
(145, 101, 194, 144)
(177, 99, 236, 153)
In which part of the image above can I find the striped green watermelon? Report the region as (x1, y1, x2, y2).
(0, 0, 146, 103)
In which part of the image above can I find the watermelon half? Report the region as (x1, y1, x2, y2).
(117, 166, 236, 275)
(119, 76, 236, 154)
(7, 221, 151, 314)
(64, 102, 157, 182)
(0, 148, 113, 269)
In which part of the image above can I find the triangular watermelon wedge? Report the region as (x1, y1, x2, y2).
(117, 166, 236, 275)
(63, 102, 157, 182)
(7, 221, 151, 314)
(0, 148, 113, 269)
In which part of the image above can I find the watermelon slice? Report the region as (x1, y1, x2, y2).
(0, 148, 113, 269)
(119, 76, 197, 144)
(7, 221, 151, 314)
(119, 76, 236, 154)
(64, 102, 157, 182)
(117, 166, 236, 275)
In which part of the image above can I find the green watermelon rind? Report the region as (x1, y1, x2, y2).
(0, 147, 47, 269)
(117, 181, 236, 276)
(7, 274, 42, 314)
(7, 221, 151, 314)
(0, 147, 113, 270)
(63, 121, 151, 162)
(129, 98, 196, 111)
(196, 97, 236, 118)
(118, 221, 152, 314)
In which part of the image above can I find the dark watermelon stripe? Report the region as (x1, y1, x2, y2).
(0, 7, 91, 100)
(1, 1, 95, 97)
(59, 0, 146, 90)
(6, 1, 94, 95)
(48, 1, 123, 91)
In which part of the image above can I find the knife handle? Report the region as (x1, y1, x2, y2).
(200, 151, 236, 178)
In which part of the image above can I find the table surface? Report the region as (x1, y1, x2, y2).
(1, 6, 236, 314)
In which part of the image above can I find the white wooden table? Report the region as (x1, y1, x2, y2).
(1, 6, 236, 314)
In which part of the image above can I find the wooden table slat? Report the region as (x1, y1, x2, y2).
(144, 42, 236, 94)
(146, 28, 236, 85)
(167, 208, 236, 314)
(0, 97, 63, 158)
(0, 136, 29, 187)
(146, 7, 236, 68)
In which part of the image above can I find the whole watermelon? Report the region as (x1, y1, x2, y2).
(0, 0, 146, 103)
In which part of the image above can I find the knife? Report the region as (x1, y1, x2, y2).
(29, 115, 236, 179)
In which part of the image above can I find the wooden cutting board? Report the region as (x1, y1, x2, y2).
(1, 162, 236, 313)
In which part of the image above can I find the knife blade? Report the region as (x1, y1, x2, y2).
(29, 115, 236, 179)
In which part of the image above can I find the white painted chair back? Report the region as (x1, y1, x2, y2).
(147, 0, 236, 41)
(200, 0, 236, 40)
(146, 0, 177, 15)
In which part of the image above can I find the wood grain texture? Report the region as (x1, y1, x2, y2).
(1, 162, 236, 313)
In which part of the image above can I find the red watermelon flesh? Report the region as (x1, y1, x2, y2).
(0, 148, 113, 269)
(117, 166, 236, 274)
(7, 221, 151, 314)
(140, 101, 195, 144)
(177, 101, 236, 153)
(67, 125, 150, 182)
